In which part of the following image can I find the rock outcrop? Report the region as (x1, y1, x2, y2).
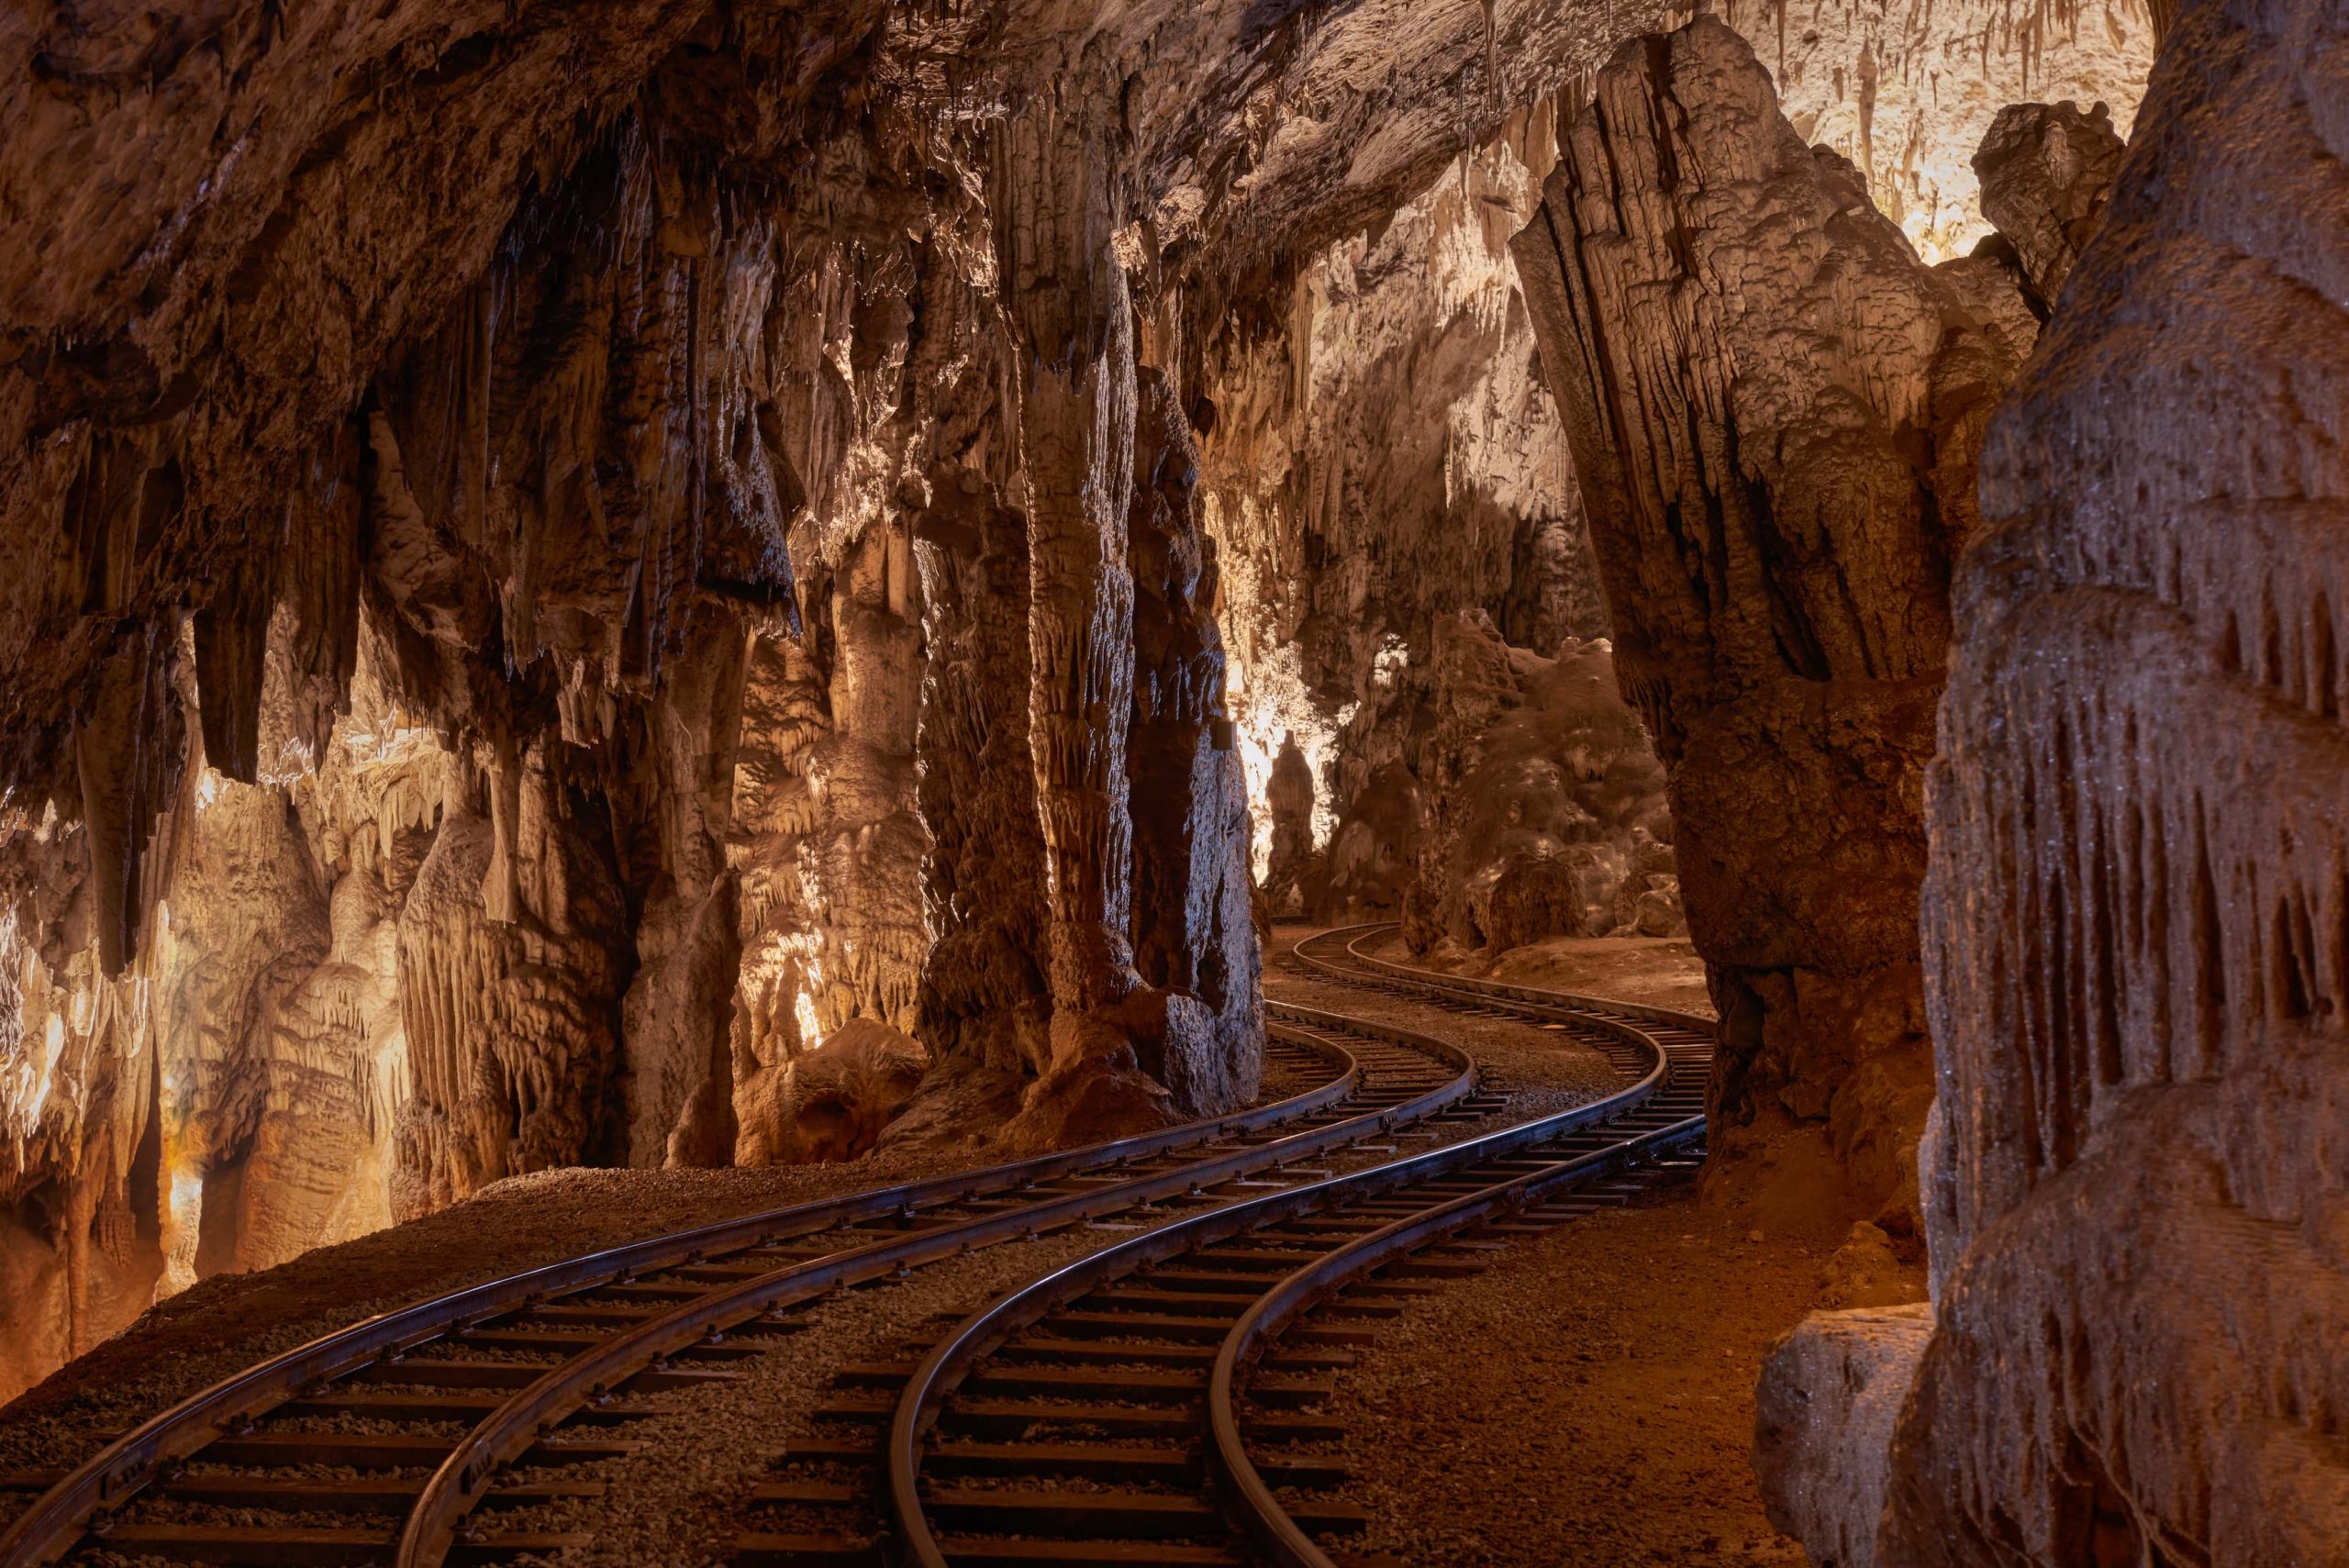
(1400, 617, 1675, 954)
(1875, 3, 2349, 1562)
(1511, 18, 2033, 1221)
(1972, 100, 2129, 314)
(1196, 115, 1611, 925)
(1754, 1302, 1934, 1568)
(1743, 0, 2154, 261)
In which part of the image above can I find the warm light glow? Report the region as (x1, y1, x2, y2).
(161, 1165, 204, 1296)
(28, 1013, 63, 1124)
(1226, 639, 1340, 884)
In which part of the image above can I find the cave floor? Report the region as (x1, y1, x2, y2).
(1270, 929, 1902, 1566)
(1311, 1175, 1861, 1567)
(1379, 927, 1715, 1016)
(0, 935, 1871, 1568)
(0, 1041, 1339, 1480)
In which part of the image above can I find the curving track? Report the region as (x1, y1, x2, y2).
(0, 1008, 1479, 1568)
(753, 926, 1712, 1568)
(1, 925, 1713, 1568)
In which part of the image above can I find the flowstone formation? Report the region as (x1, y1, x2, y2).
(1759, 3, 2349, 1562)
(1192, 107, 1688, 943)
(1874, 5, 2349, 1561)
(1200, 0, 2156, 951)
(1512, 17, 2041, 1220)
(1400, 616, 1677, 954)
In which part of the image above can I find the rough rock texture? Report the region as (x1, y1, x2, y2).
(1123, 371, 1264, 1118)
(0, 0, 2154, 1401)
(7, 0, 1719, 1393)
(731, 1017, 924, 1165)
(1753, 1303, 1933, 1568)
(1971, 99, 2128, 313)
(1197, 116, 1611, 914)
(1510, 18, 2033, 1221)
(1871, 3, 2349, 1562)
(1397, 616, 1675, 953)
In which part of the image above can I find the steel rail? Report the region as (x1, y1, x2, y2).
(389, 1006, 1475, 1565)
(1208, 1095, 1708, 1566)
(884, 974, 1685, 1568)
(1204, 923, 1716, 1565)
(0, 1011, 1428, 1567)
(1301, 919, 1716, 1033)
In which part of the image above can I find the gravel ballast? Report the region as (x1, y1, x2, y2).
(8, 928, 1746, 1568)
(0, 1051, 1336, 1480)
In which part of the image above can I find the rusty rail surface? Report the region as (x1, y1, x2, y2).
(881, 928, 1712, 1568)
(1, 1006, 1470, 1568)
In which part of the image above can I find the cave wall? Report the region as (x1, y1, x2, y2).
(1404, 617, 1680, 954)
(1182, 0, 2156, 942)
(1874, 2, 2349, 1560)
(3, 0, 1698, 1397)
(1716, 0, 2155, 261)
(1509, 18, 2044, 1220)
(1192, 116, 1612, 915)
(0, 0, 2161, 1404)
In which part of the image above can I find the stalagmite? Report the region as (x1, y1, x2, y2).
(1124, 367, 1262, 1116)
(1510, 18, 2032, 1221)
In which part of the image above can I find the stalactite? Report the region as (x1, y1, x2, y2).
(72, 622, 186, 979)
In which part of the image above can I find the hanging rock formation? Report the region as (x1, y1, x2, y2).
(1124, 369, 1263, 1118)
(1732, 0, 2155, 260)
(1510, 18, 2037, 1220)
(1862, 3, 2349, 1562)
(1972, 99, 2130, 315)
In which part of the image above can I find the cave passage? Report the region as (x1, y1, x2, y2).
(4, 2, 2337, 1566)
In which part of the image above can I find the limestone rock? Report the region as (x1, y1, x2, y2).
(1754, 1302, 1932, 1568)
(734, 1018, 925, 1166)
(1124, 369, 1264, 1119)
(1877, 4, 2349, 1562)
(1972, 102, 2128, 312)
(1261, 738, 1319, 917)
(0, 0, 2154, 1406)
(1403, 617, 1674, 955)
(1197, 117, 1609, 928)
(393, 792, 629, 1220)
(1510, 18, 2032, 1220)
(1623, 873, 1686, 939)
(1751, 0, 2153, 261)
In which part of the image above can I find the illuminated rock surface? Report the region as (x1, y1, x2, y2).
(1887, 3, 2349, 1561)
(1513, 17, 2035, 1219)
(0, 0, 2155, 1412)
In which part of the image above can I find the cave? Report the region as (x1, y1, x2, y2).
(0, 0, 2333, 1563)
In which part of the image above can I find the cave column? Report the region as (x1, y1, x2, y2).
(994, 79, 1143, 1054)
(1508, 19, 2029, 1223)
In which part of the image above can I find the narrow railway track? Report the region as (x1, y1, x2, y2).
(0, 1008, 1487, 1568)
(740, 927, 1713, 1568)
